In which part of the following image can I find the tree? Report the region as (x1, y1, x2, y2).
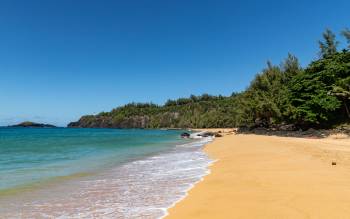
(289, 72, 341, 127)
(244, 62, 286, 126)
(328, 51, 350, 119)
(319, 29, 339, 57)
(331, 83, 350, 119)
(190, 94, 198, 102)
(342, 28, 350, 49)
(69, 30, 349, 130)
(288, 51, 350, 127)
(281, 53, 301, 80)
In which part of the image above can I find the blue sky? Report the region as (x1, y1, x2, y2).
(0, 0, 349, 126)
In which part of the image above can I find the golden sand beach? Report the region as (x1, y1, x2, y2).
(167, 132, 350, 219)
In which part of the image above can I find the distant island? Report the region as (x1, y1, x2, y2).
(10, 121, 56, 128)
(68, 29, 350, 130)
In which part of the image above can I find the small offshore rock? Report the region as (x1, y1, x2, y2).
(180, 132, 190, 138)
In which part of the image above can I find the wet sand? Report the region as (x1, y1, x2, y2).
(167, 133, 350, 218)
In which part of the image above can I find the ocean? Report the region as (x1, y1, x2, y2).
(0, 127, 212, 218)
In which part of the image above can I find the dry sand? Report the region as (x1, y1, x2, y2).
(166, 133, 350, 219)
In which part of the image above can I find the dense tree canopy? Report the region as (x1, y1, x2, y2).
(69, 29, 350, 129)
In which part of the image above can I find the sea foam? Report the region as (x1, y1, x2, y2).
(1, 137, 213, 219)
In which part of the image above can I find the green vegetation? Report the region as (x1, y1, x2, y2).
(11, 121, 56, 128)
(69, 29, 350, 130)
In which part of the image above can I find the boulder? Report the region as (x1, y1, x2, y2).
(278, 124, 296, 131)
(180, 132, 191, 138)
(215, 133, 223, 137)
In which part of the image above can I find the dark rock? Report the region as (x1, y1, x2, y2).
(237, 126, 250, 133)
(215, 133, 223, 137)
(278, 124, 296, 131)
(180, 132, 190, 138)
(302, 128, 320, 137)
(198, 132, 215, 137)
(332, 161, 337, 166)
(254, 118, 269, 128)
(252, 127, 268, 135)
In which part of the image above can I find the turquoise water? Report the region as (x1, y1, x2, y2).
(0, 127, 212, 218)
(0, 127, 186, 192)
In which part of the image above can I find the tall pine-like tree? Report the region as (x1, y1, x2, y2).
(342, 28, 350, 49)
(282, 53, 301, 80)
(319, 29, 339, 57)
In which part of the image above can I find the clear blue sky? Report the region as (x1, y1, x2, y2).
(0, 0, 349, 126)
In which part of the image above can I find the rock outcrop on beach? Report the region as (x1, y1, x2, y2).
(10, 121, 56, 128)
(237, 124, 350, 139)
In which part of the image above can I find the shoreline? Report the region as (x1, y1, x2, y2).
(162, 160, 215, 219)
(0, 129, 213, 218)
(159, 136, 215, 219)
(166, 131, 350, 218)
